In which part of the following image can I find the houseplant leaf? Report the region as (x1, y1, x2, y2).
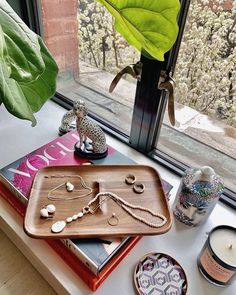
(0, 1, 58, 126)
(0, 1, 45, 82)
(0, 58, 37, 125)
(20, 38, 58, 112)
(0, 34, 58, 126)
(97, 0, 180, 61)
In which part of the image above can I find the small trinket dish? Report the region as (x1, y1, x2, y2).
(134, 253, 188, 295)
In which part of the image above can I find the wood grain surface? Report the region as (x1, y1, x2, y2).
(24, 165, 172, 239)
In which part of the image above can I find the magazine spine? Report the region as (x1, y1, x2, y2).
(0, 174, 28, 205)
(50, 236, 141, 291)
(60, 238, 99, 275)
(46, 239, 99, 291)
(0, 183, 26, 216)
(93, 236, 141, 290)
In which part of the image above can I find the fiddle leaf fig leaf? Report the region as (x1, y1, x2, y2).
(20, 37, 58, 113)
(0, 1, 58, 126)
(0, 25, 5, 58)
(97, 0, 180, 61)
(0, 59, 37, 126)
(0, 2, 45, 82)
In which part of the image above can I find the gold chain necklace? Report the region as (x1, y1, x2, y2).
(46, 175, 93, 201)
(51, 192, 167, 233)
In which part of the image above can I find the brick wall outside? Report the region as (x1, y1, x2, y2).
(224, 0, 233, 10)
(39, 0, 233, 74)
(208, 0, 233, 11)
(41, 0, 79, 74)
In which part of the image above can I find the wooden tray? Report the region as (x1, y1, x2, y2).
(24, 165, 172, 238)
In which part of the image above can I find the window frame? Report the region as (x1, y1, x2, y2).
(16, 0, 236, 209)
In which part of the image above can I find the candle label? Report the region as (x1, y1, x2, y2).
(200, 248, 235, 283)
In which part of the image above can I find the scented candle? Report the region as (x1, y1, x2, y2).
(198, 225, 236, 286)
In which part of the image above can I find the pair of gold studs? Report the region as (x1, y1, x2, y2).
(125, 174, 145, 194)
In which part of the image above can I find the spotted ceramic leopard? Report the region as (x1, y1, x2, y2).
(59, 100, 107, 153)
(59, 109, 76, 134)
(73, 100, 107, 153)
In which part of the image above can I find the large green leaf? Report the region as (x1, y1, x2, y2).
(0, 58, 37, 125)
(20, 38, 58, 113)
(0, 24, 5, 59)
(0, 2, 45, 82)
(97, 0, 180, 61)
(0, 1, 58, 126)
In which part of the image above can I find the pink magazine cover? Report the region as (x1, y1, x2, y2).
(0, 131, 115, 199)
(0, 131, 136, 202)
(0, 130, 172, 202)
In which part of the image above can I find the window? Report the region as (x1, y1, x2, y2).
(155, 0, 236, 207)
(39, 0, 140, 136)
(16, 0, 236, 208)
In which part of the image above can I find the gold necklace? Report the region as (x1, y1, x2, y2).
(47, 175, 93, 201)
(51, 192, 167, 233)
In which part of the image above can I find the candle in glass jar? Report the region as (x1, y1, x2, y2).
(198, 225, 236, 286)
(210, 227, 236, 267)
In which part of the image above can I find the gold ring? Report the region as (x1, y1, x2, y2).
(125, 174, 136, 185)
(133, 182, 145, 194)
(107, 213, 119, 226)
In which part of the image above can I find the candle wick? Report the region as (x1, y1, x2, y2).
(228, 244, 233, 250)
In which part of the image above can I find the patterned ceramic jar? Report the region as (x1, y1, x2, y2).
(173, 166, 224, 226)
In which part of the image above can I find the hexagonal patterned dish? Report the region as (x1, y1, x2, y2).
(134, 253, 188, 295)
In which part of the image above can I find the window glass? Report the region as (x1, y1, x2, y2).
(39, 0, 236, 195)
(39, 0, 139, 135)
(157, 0, 236, 191)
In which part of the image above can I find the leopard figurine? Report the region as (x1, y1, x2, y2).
(74, 100, 107, 154)
(59, 109, 76, 135)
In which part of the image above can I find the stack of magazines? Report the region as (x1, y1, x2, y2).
(0, 131, 172, 291)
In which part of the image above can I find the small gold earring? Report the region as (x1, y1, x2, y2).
(107, 213, 119, 226)
(133, 182, 145, 194)
(125, 174, 136, 185)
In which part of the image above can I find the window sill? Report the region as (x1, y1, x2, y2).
(0, 100, 235, 295)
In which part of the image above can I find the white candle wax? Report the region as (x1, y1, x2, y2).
(210, 227, 236, 267)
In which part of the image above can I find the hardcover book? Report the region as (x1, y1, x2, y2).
(0, 131, 138, 274)
(0, 130, 172, 289)
(0, 182, 141, 291)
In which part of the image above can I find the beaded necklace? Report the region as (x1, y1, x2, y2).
(51, 192, 167, 233)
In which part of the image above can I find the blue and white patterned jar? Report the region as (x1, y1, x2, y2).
(173, 166, 224, 226)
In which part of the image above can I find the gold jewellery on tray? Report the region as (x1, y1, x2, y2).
(46, 175, 93, 201)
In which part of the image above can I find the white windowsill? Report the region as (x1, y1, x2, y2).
(0, 100, 235, 295)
